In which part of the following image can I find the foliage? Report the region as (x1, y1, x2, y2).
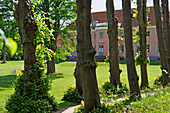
(74, 101, 114, 113)
(0, 29, 17, 57)
(154, 75, 163, 86)
(33, 0, 77, 62)
(104, 56, 109, 64)
(62, 86, 83, 103)
(5, 69, 57, 113)
(100, 79, 128, 96)
(132, 8, 151, 65)
(0, 0, 21, 59)
(0, 62, 162, 112)
(135, 53, 150, 65)
(113, 87, 170, 112)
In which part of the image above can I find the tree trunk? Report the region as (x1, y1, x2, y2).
(2, 41, 7, 63)
(76, 0, 101, 112)
(14, 0, 39, 84)
(161, 0, 170, 84)
(122, 0, 141, 99)
(74, 63, 82, 95)
(153, 0, 169, 87)
(106, 0, 121, 87)
(137, 0, 149, 88)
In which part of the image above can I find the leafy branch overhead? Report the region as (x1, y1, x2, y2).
(0, 29, 17, 57)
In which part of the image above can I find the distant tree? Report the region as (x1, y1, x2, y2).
(153, 0, 170, 86)
(76, 0, 101, 112)
(122, 0, 141, 99)
(41, 0, 76, 74)
(137, 0, 149, 88)
(106, 0, 122, 87)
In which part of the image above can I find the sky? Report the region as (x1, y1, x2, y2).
(91, 0, 154, 12)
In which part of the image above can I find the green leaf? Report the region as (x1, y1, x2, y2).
(5, 38, 18, 57)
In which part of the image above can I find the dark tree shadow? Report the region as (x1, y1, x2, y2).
(0, 75, 17, 89)
(47, 73, 64, 80)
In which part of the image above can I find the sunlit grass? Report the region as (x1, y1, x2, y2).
(0, 61, 162, 112)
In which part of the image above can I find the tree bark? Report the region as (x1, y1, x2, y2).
(122, 0, 141, 99)
(161, 0, 170, 84)
(76, 0, 101, 112)
(153, 0, 169, 87)
(106, 0, 121, 87)
(137, 0, 149, 88)
(14, 0, 39, 84)
(74, 63, 82, 95)
(2, 41, 7, 63)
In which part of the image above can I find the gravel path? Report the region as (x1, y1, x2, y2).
(53, 91, 155, 113)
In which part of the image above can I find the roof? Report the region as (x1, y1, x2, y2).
(69, 7, 157, 30)
(91, 6, 156, 27)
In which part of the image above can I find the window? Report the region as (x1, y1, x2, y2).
(157, 44, 159, 52)
(146, 31, 150, 37)
(119, 32, 124, 38)
(94, 33, 96, 39)
(99, 45, 104, 56)
(92, 21, 97, 27)
(99, 32, 104, 38)
(120, 45, 124, 53)
(120, 57, 124, 60)
(147, 44, 149, 52)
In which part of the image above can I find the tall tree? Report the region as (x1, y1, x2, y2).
(76, 0, 101, 112)
(161, 0, 170, 84)
(122, 0, 141, 99)
(154, 0, 169, 86)
(15, 0, 39, 83)
(41, 0, 76, 74)
(106, 0, 122, 87)
(137, 0, 149, 88)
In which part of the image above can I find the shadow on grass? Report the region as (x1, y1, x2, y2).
(0, 75, 17, 89)
(47, 73, 64, 80)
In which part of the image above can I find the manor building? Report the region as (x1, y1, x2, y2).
(62, 7, 161, 62)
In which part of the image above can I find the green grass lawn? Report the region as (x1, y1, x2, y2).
(0, 61, 161, 112)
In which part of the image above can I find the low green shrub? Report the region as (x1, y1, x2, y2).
(62, 86, 83, 103)
(100, 79, 128, 95)
(74, 101, 114, 113)
(6, 69, 57, 113)
(154, 75, 162, 86)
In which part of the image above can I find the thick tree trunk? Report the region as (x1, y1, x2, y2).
(153, 0, 169, 87)
(122, 0, 141, 99)
(76, 0, 101, 112)
(106, 0, 121, 87)
(14, 0, 39, 84)
(162, 0, 170, 84)
(137, 0, 149, 88)
(2, 41, 7, 63)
